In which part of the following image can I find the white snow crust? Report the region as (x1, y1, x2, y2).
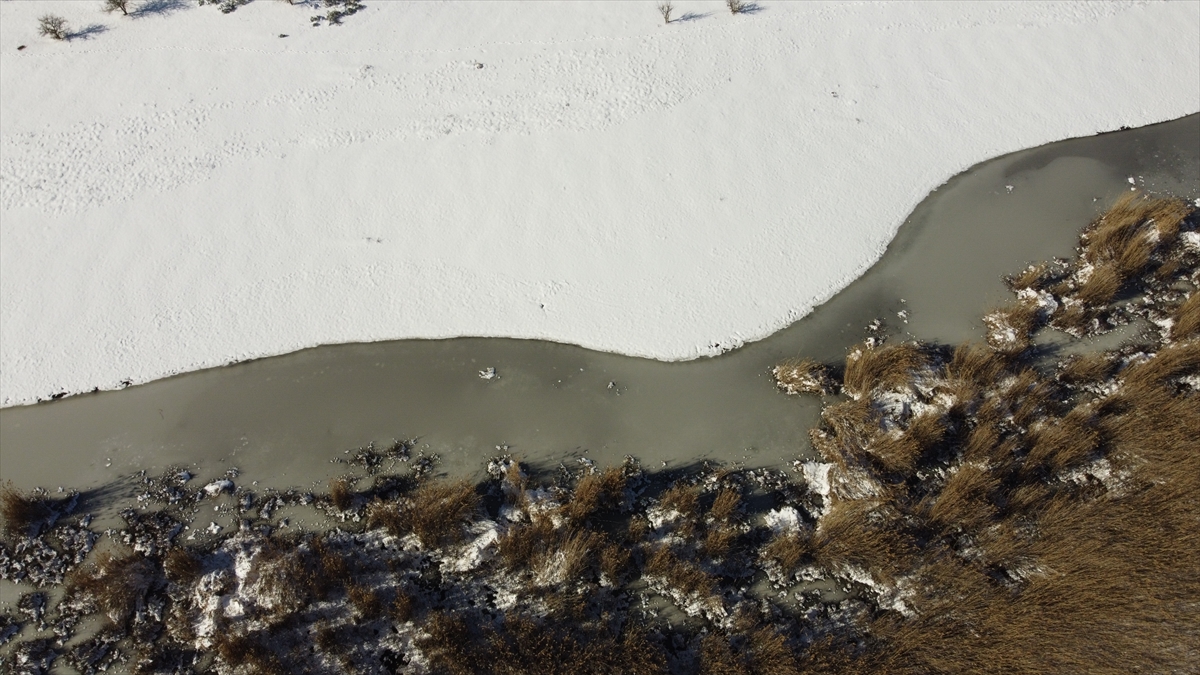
(2, 1, 1198, 405)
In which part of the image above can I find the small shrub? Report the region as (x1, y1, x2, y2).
(37, 15, 69, 41)
(102, 0, 130, 15)
(726, 0, 750, 13)
(657, 1, 673, 24)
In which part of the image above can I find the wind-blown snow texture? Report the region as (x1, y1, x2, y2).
(2, 1, 1197, 406)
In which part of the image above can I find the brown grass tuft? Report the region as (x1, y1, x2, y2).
(328, 476, 355, 511)
(391, 589, 415, 622)
(564, 466, 627, 522)
(368, 480, 479, 548)
(1169, 291, 1200, 341)
(924, 462, 999, 531)
(1023, 410, 1099, 475)
(497, 516, 557, 571)
(67, 549, 157, 626)
(162, 547, 202, 584)
(708, 488, 741, 522)
(948, 342, 1008, 386)
(658, 483, 700, 519)
(600, 541, 632, 584)
(1, 483, 52, 537)
(812, 500, 911, 584)
(843, 342, 929, 396)
(347, 583, 384, 619)
(644, 546, 717, 598)
(773, 358, 837, 395)
(419, 611, 477, 675)
(1075, 263, 1124, 306)
(1058, 351, 1116, 386)
(984, 301, 1041, 352)
(762, 531, 810, 577)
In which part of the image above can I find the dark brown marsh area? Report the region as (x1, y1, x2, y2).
(2, 194, 1198, 674)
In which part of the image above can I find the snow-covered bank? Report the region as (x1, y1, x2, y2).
(2, 1, 1197, 406)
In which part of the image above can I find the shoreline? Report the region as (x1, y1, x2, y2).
(3, 115, 1197, 497)
(2, 192, 1196, 673)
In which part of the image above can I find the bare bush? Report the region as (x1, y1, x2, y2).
(102, 0, 130, 15)
(38, 15, 69, 40)
(657, 1, 673, 24)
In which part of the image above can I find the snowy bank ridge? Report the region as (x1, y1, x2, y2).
(2, 1, 1197, 405)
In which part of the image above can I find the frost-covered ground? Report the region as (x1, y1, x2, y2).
(1, 0, 1197, 405)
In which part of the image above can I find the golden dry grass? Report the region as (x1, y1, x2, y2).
(708, 487, 741, 522)
(1075, 262, 1124, 306)
(773, 358, 837, 395)
(66, 549, 157, 627)
(1170, 291, 1200, 341)
(842, 342, 930, 396)
(0, 482, 52, 537)
(367, 480, 479, 548)
(563, 466, 626, 523)
(923, 461, 999, 531)
(1057, 351, 1116, 385)
(761, 531, 810, 577)
(948, 342, 1008, 386)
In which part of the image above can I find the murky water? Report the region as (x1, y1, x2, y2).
(1, 116, 1196, 495)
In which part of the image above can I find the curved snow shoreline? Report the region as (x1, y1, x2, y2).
(2, 1, 1198, 406)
